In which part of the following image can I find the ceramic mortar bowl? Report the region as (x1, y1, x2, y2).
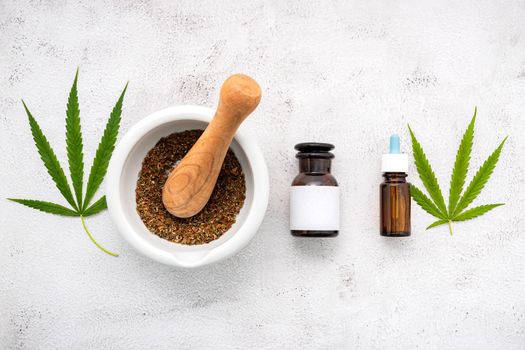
(106, 105, 269, 268)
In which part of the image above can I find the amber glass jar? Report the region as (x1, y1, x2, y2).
(290, 143, 339, 237)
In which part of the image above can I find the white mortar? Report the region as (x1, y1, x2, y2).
(106, 105, 269, 267)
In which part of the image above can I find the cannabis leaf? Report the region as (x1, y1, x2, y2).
(8, 69, 128, 256)
(409, 108, 506, 235)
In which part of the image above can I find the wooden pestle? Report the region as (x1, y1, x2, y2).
(162, 74, 262, 218)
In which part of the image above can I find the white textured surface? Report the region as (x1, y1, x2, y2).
(1, 1, 525, 349)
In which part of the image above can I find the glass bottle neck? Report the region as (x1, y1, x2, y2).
(299, 158, 332, 174)
(383, 172, 407, 183)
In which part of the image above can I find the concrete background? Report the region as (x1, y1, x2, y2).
(1, 0, 524, 349)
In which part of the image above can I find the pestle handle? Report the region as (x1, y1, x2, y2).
(162, 74, 261, 218)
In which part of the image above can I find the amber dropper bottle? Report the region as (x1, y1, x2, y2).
(380, 135, 411, 237)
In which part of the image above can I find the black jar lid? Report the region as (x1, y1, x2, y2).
(295, 142, 335, 159)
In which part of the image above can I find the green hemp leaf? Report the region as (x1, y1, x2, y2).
(9, 69, 128, 256)
(408, 108, 506, 235)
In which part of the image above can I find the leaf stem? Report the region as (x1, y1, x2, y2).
(80, 215, 118, 257)
(448, 221, 453, 236)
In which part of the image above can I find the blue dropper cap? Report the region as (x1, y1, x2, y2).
(382, 134, 408, 173)
(389, 134, 401, 154)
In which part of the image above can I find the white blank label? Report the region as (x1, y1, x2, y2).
(290, 186, 340, 231)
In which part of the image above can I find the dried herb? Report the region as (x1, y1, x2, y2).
(136, 130, 246, 245)
(409, 108, 507, 235)
(8, 69, 127, 257)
